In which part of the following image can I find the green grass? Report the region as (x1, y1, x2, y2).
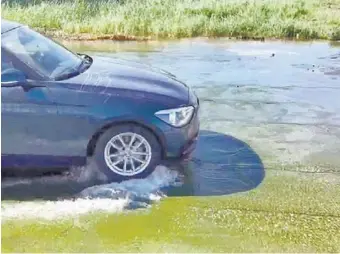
(1, 0, 340, 40)
(2, 170, 340, 252)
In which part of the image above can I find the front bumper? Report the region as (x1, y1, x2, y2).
(179, 110, 199, 158)
(179, 130, 199, 159)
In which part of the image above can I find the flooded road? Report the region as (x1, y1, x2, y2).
(2, 39, 340, 219)
(66, 39, 340, 170)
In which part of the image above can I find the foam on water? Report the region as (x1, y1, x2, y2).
(1, 165, 180, 221)
(1, 198, 129, 221)
(78, 165, 179, 200)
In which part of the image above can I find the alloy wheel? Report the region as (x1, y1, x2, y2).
(104, 132, 152, 176)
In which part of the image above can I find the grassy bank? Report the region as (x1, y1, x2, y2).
(2, 170, 340, 252)
(2, 0, 340, 40)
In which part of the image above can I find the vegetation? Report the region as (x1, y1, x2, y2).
(2, 0, 340, 40)
(2, 171, 340, 252)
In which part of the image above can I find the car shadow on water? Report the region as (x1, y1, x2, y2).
(1, 130, 265, 202)
(164, 130, 265, 197)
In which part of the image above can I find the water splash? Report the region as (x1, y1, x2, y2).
(78, 165, 179, 207)
(1, 198, 129, 221)
(1, 165, 180, 221)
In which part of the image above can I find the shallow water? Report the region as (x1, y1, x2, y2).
(52, 39, 340, 169)
(2, 39, 340, 219)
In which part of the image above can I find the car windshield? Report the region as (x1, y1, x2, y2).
(1, 26, 84, 80)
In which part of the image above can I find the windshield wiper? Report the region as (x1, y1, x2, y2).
(54, 54, 92, 81)
(54, 68, 80, 81)
(77, 53, 92, 65)
(75, 53, 93, 73)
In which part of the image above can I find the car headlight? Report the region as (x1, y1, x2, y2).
(155, 106, 194, 127)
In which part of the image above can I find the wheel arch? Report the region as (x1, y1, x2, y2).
(86, 119, 166, 159)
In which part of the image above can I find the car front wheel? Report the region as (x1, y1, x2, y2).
(93, 124, 162, 182)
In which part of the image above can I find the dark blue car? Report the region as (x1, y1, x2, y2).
(1, 19, 200, 182)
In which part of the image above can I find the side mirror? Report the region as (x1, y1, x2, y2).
(1, 68, 27, 87)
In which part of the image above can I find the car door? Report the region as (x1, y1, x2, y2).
(1, 50, 66, 168)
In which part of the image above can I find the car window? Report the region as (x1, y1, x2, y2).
(1, 50, 15, 73)
(1, 50, 22, 83)
(1, 26, 83, 80)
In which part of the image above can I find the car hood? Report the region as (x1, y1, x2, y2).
(66, 56, 189, 103)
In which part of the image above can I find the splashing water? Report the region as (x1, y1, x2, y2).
(1, 165, 180, 221)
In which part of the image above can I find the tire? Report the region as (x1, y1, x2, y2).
(93, 124, 162, 182)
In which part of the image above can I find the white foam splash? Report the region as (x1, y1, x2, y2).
(1, 198, 129, 221)
(79, 165, 179, 198)
(1, 165, 180, 221)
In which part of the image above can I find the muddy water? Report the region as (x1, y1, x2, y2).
(2, 39, 340, 217)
